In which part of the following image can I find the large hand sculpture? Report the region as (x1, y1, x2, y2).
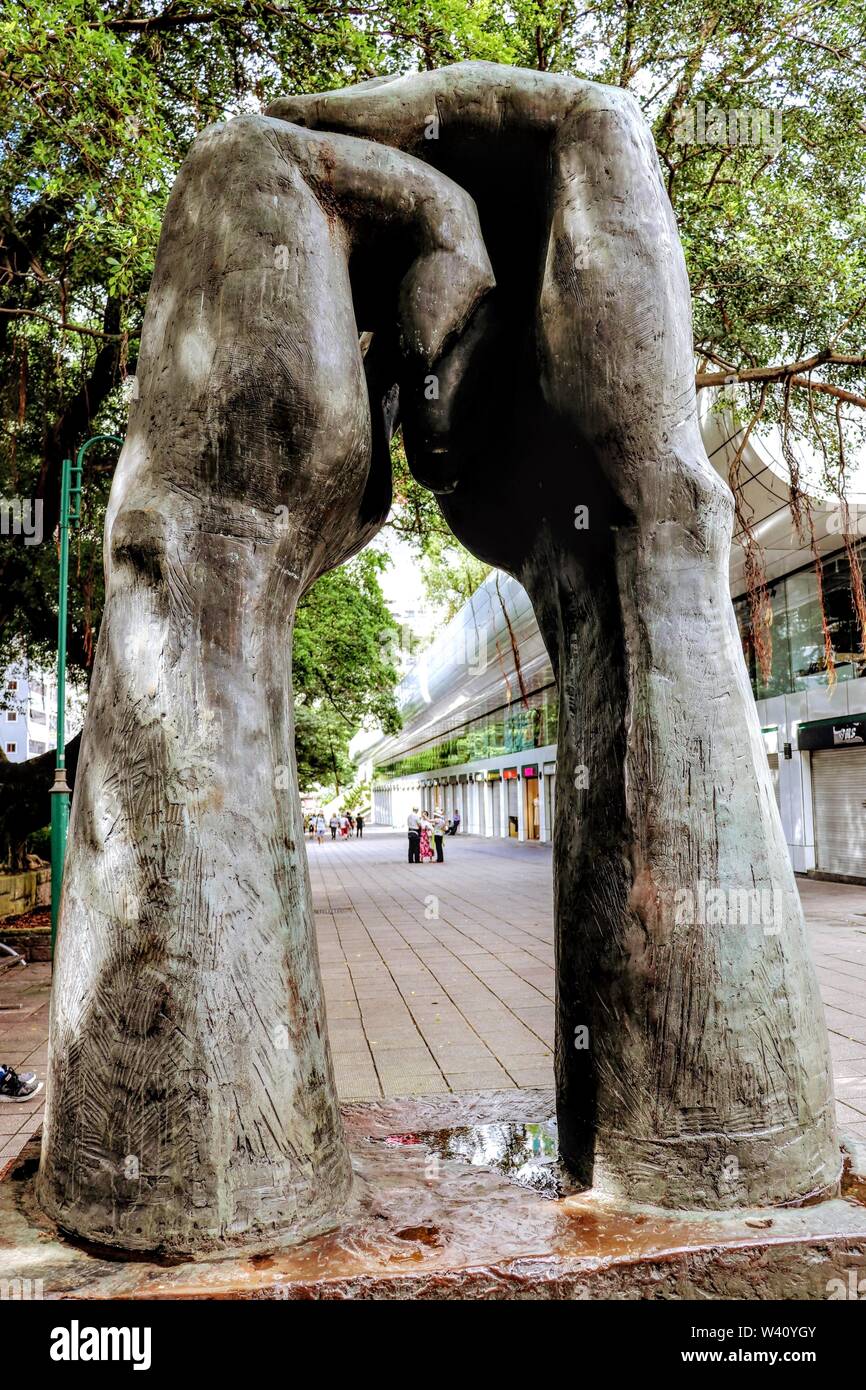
(38, 63, 838, 1255)
(269, 64, 839, 1209)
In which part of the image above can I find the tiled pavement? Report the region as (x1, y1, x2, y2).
(2, 828, 866, 1168)
(802, 875, 866, 1142)
(0, 961, 50, 1168)
(312, 833, 866, 1145)
(312, 829, 556, 1100)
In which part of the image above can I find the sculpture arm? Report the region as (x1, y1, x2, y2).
(267, 68, 840, 1211)
(266, 61, 594, 149)
(36, 114, 493, 1254)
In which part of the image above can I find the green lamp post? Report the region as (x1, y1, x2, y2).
(50, 433, 124, 956)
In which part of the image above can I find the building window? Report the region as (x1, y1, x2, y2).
(735, 542, 866, 700)
(5, 742, 16, 754)
(376, 684, 559, 780)
(6, 680, 17, 692)
(5, 710, 16, 722)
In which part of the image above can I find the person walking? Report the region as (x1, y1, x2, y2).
(419, 811, 434, 863)
(433, 806, 446, 863)
(329, 814, 339, 841)
(407, 807, 421, 863)
(356, 814, 364, 838)
(450, 807, 461, 835)
(339, 813, 350, 839)
(315, 813, 326, 845)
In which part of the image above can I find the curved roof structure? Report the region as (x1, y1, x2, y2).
(359, 397, 862, 771)
(700, 393, 865, 594)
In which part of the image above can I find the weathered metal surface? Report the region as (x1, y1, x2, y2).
(271, 64, 839, 1209)
(4, 1096, 865, 1299)
(37, 62, 838, 1251)
(37, 113, 493, 1254)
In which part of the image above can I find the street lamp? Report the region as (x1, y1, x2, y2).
(50, 434, 124, 956)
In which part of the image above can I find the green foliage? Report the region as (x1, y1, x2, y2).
(292, 549, 400, 791)
(419, 534, 491, 623)
(1, 0, 864, 744)
(341, 780, 370, 812)
(27, 823, 50, 859)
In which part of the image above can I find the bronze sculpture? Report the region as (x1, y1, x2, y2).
(38, 64, 838, 1254)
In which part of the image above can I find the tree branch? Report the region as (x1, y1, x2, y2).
(787, 376, 866, 409)
(35, 299, 124, 538)
(695, 350, 866, 394)
(0, 307, 126, 340)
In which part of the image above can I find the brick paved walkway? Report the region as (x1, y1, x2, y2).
(312, 831, 866, 1144)
(0, 961, 49, 1169)
(312, 828, 555, 1100)
(2, 828, 866, 1169)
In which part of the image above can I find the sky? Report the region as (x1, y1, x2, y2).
(377, 529, 440, 644)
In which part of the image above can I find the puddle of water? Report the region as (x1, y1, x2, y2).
(381, 1120, 567, 1197)
(395, 1224, 444, 1247)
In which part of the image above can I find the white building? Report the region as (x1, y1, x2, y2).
(362, 403, 866, 882)
(1, 661, 84, 763)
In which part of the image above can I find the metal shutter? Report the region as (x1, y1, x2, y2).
(767, 752, 781, 812)
(812, 747, 866, 877)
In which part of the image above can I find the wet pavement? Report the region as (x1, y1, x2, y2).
(2, 1090, 865, 1300)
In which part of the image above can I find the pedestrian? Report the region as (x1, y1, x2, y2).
(419, 810, 434, 863)
(315, 813, 326, 845)
(339, 813, 350, 839)
(433, 806, 446, 862)
(407, 807, 421, 863)
(356, 814, 364, 838)
(450, 807, 461, 836)
(329, 814, 339, 841)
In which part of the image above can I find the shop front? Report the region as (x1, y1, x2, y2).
(503, 767, 519, 837)
(521, 763, 540, 840)
(799, 715, 866, 879)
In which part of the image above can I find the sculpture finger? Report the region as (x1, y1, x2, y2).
(266, 61, 595, 154)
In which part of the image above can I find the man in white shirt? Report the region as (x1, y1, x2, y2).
(406, 808, 421, 863)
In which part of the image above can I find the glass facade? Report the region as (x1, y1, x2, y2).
(376, 683, 558, 780)
(735, 543, 866, 699)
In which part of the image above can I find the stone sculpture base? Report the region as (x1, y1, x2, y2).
(3, 1090, 865, 1300)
